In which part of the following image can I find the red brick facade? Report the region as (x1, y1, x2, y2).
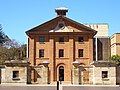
(26, 16, 97, 84)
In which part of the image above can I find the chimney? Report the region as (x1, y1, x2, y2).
(55, 7, 68, 17)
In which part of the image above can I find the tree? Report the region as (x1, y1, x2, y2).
(0, 24, 10, 46)
(0, 24, 4, 44)
(110, 55, 120, 66)
(20, 44, 27, 59)
(0, 46, 9, 64)
(0, 25, 27, 64)
(0, 39, 27, 64)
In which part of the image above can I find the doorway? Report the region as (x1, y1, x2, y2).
(59, 66, 64, 81)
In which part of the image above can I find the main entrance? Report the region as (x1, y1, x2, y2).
(59, 66, 64, 81)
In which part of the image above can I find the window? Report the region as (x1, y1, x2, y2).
(39, 37, 44, 42)
(78, 37, 84, 42)
(13, 71, 19, 79)
(96, 25, 98, 28)
(59, 66, 64, 81)
(39, 49, 44, 58)
(58, 23, 64, 28)
(59, 49, 64, 57)
(102, 71, 108, 78)
(59, 37, 64, 42)
(78, 49, 83, 57)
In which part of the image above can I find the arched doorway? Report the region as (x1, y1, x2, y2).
(59, 66, 64, 81)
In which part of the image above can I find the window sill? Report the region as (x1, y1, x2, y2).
(12, 78, 20, 80)
(56, 57, 69, 59)
(76, 57, 89, 59)
(36, 57, 49, 60)
(58, 57, 64, 58)
(39, 42, 45, 44)
(77, 57, 84, 59)
(78, 57, 84, 58)
(78, 42, 84, 44)
(36, 57, 44, 59)
(59, 42, 64, 44)
(102, 78, 109, 81)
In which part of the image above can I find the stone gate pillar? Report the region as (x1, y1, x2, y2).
(72, 61, 80, 84)
(34, 61, 49, 84)
(42, 61, 49, 84)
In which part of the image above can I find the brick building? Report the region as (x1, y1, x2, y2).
(25, 7, 116, 85)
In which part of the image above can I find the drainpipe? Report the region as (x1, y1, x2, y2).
(95, 37, 98, 61)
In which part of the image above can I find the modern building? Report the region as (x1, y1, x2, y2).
(25, 7, 116, 85)
(110, 33, 120, 85)
(111, 33, 120, 56)
(85, 24, 111, 61)
(84, 24, 108, 37)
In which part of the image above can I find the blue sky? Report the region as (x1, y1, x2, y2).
(0, 0, 120, 44)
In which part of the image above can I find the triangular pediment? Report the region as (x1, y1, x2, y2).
(26, 16, 97, 35)
(49, 20, 74, 32)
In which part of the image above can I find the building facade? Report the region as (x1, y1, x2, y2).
(26, 8, 96, 84)
(84, 24, 108, 37)
(111, 33, 120, 56)
(85, 24, 111, 61)
(111, 33, 120, 84)
(0, 7, 118, 85)
(25, 8, 116, 85)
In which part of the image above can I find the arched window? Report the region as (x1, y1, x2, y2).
(59, 66, 64, 81)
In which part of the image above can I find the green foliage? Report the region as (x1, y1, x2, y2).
(110, 55, 120, 66)
(0, 46, 8, 64)
(0, 24, 10, 45)
(0, 24, 4, 43)
(0, 24, 27, 64)
(0, 39, 27, 64)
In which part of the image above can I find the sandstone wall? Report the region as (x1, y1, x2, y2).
(93, 66, 116, 85)
(1, 66, 27, 85)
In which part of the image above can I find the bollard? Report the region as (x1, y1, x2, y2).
(57, 81, 59, 90)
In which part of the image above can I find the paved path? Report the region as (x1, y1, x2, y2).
(63, 86, 120, 90)
(0, 86, 56, 90)
(0, 85, 120, 90)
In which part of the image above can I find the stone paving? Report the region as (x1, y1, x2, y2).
(0, 86, 56, 90)
(63, 86, 120, 90)
(0, 85, 120, 90)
